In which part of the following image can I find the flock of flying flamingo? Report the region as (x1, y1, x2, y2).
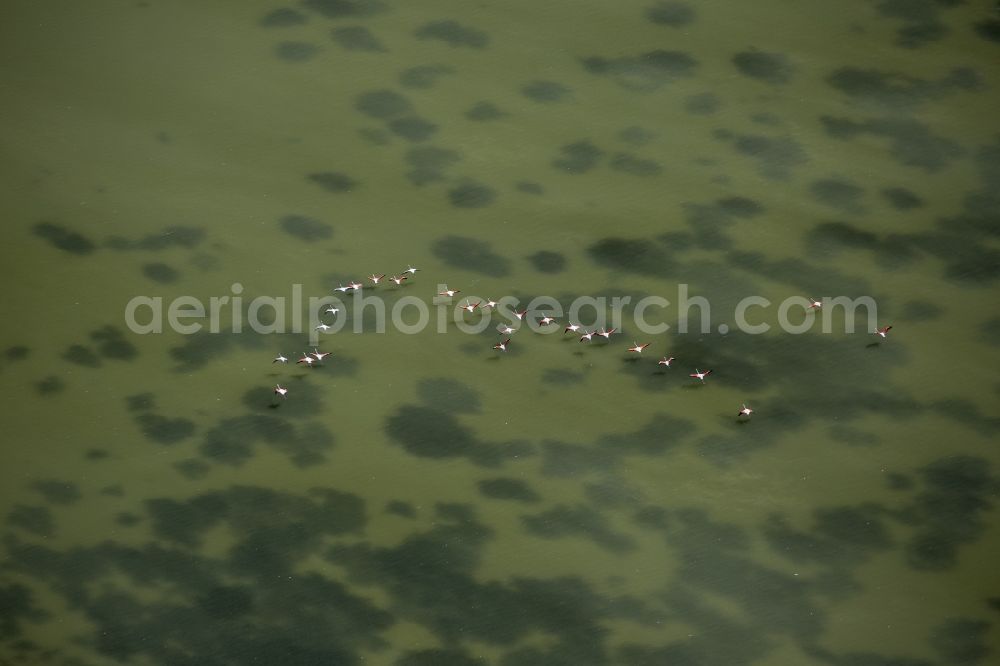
(268, 267, 894, 421)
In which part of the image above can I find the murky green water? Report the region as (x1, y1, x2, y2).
(2, 1, 999, 664)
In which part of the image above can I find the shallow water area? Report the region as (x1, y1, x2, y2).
(2, 1, 999, 664)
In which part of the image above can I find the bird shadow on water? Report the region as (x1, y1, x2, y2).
(681, 382, 707, 390)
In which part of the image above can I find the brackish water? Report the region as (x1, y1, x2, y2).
(2, 1, 999, 664)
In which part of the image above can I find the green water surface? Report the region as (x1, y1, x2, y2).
(1, 1, 999, 664)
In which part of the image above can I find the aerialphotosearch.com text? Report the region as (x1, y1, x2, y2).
(124, 283, 879, 345)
